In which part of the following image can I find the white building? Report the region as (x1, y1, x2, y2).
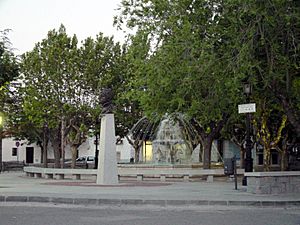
(1, 137, 133, 164)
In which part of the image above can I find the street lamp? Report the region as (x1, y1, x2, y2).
(242, 82, 253, 186)
(94, 118, 99, 169)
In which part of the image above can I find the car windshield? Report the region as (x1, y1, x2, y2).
(76, 157, 85, 162)
(87, 156, 94, 161)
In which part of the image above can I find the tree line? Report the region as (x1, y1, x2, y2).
(0, 0, 299, 171)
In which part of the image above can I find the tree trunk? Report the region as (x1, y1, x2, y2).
(199, 144, 203, 162)
(40, 146, 44, 163)
(280, 151, 288, 171)
(53, 142, 61, 168)
(134, 148, 140, 163)
(203, 138, 213, 169)
(263, 147, 271, 171)
(125, 136, 142, 164)
(279, 96, 300, 137)
(134, 145, 140, 163)
(240, 149, 245, 169)
(61, 117, 66, 168)
(193, 115, 229, 170)
(38, 142, 44, 164)
(42, 125, 48, 168)
(71, 145, 78, 169)
(49, 129, 61, 168)
(43, 139, 48, 168)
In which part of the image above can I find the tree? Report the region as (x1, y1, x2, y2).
(220, 0, 300, 134)
(220, 0, 300, 171)
(0, 29, 19, 171)
(115, 0, 300, 170)
(21, 25, 88, 168)
(115, 0, 244, 169)
(0, 29, 19, 87)
(21, 25, 128, 168)
(253, 99, 287, 171)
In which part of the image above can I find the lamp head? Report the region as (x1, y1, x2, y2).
(243, 83, 252, 95)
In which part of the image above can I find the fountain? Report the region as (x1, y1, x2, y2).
(128, 113, 201, 165)
(152, 117, 192, 164)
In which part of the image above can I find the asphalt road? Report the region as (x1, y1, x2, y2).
(0, 203, 299, 225)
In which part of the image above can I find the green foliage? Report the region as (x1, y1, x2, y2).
(114, 0, 300, 168)
(116, 0, 244, 127)
(18, 24, 129, 164)
(0, 29, 19, 88)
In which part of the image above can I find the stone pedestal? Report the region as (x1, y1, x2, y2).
(96, 114, 118, 185)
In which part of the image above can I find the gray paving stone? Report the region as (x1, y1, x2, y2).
(166, 200, 189, 206)
(98, 198, 121, 205)
(120, 199, 144, 205)
(6, 196, 28, 202)
(208, 200, 228, 206)
(143, 199, 166, 207)
(193, 200, 209, 205)
(28, 196, 50, 203)
(51, 197, 74, 204)
(240, 201, 262, 207)
(261, 201, 275, 207)
(286, 201, 300, 207)
(73, 198, 98, 205)
(0, 172, 299, 208)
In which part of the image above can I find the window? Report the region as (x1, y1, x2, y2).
(12, 147, 17, 156)
(271, 149, 279, 165)
(256, 145, 264, 165)
(87, 156, 94, 161)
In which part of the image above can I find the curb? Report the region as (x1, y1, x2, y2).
(1, 195, 300, 208)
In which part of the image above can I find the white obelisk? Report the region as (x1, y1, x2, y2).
(96, 114, 118, 185)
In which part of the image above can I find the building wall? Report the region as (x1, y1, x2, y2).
(2, 138, 39, 163)
(223, 140, 241, 159)
(2, 136, 132, 164)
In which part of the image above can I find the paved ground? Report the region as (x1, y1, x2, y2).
(0, 172, 299, 207)
(1, 203, 299, 225)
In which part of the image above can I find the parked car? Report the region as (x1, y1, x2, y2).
(76, 156, 95, 164)
(65, 156, 95, 168)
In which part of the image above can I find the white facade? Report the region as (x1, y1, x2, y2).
(1, 136, 133, 164)
(2, 138, 40, 163)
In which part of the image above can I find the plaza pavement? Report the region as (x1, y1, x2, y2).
(0, 172, 299, 207)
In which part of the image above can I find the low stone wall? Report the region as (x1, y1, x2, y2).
(245, 171, 300, 194)
(24, 166, 244, 182)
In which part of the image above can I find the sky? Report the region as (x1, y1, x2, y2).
(0, 0, 126, 55)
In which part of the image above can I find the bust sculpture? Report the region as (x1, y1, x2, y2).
(99, 88, 114, 114)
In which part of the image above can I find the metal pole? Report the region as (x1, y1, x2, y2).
(243, 113, 253, 185)
(94, 133, 99, 169)
(233, 156, 237, 190)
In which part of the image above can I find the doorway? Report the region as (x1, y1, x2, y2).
(26, 147, 34, 164)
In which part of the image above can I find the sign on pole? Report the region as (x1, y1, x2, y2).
(238, 103, 256, 114)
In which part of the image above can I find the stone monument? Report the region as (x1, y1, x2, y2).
(96, 88, 118, 185)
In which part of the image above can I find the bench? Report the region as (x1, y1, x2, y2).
(245, 171, 300, 194)
(24, 166, 245, 182)
(2, 161, 26, 172)
(24, 167, 97, 180)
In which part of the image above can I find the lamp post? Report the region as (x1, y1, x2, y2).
(94, 118, 99, 169)
(242, 82, 253, 186)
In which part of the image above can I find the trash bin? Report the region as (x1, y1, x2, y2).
(224, 158, 234, 175)
(130, 157, 134, 163)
